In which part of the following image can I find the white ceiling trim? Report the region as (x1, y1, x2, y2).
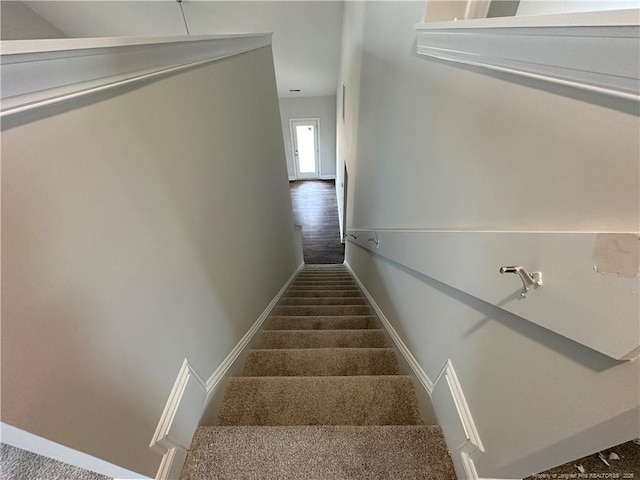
(1, 33, 271, 119)
(416, 9, 640, 102)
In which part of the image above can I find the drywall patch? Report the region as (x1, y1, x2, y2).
(593, 234, 639, 278)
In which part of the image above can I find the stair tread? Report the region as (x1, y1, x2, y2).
(257, 329, 386, 348)
(279, 297, 369, 305)
(217, 376, 423, 426)
(284, 290, 363, 297)
(267, 315, 378, 330)
(273, 305, 374, 316)
(182, 425, 455, 480)
(243, 348, 399, 376)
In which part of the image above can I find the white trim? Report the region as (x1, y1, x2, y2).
(319, 175, 337, 180)
(345, 262, 486, 470)
(203, 263, 303, 394)
(289, 117, 321, 180)
(345, 262, 434, 395)
(416, 9, 640, 102)
(452, 450, 480, 480)
(461, 452, 479, 480)
(149, 360, 207, 454)
(433, 360, 484, 455)
(1, 34, 272, 118)
(0, 423, 149, 479)
(155, 447, 187, 480)
(150, 263, 303, 479)
(417, 8, 640, 29)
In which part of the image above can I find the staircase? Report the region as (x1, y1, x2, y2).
(180, 265, 456, 479)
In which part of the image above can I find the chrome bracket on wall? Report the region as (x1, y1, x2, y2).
(499, 266, 543, 298)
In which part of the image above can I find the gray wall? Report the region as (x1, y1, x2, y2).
(279, 95, 337, 179)
(1, 1, 67, 39)
(1, 46, 299, 477)
(337, 1, 639, 478)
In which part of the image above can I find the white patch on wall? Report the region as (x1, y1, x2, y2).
(593, 234, 639, 278)
(431, 359, 484, 464)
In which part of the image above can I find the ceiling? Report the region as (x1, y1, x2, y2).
(21, 1, 345, 98)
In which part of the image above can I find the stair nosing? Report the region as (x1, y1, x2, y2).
(229, 375, 413, 381)
(248, 347, 395, 353)
(260, 329, 384, 333)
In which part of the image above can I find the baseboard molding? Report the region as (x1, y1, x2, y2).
(345, 262, 434, 395)
(151, 263, 303, 480)
(155, 446, 187, 480)
(432, 359, 484, 457)
(150, 360, 208, 454)
(289, 175, 336, 181)
(0, 423, 150, 479)
(452, 450, 479, 480)
(345, 262, 486, 480)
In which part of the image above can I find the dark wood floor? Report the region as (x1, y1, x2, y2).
(290, 180, 345, 265)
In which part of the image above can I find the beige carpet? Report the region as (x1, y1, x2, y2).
(184, 426, 453, 480)
(180, 265, 456, 479)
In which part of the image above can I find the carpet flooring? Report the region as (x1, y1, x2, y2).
(525, 439, 640, 479)
(290, 181, 345, 264)
(180, 265, 456, 479)
(0, 444, 110, 480)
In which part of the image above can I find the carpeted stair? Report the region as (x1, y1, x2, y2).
(181, 265, 456, 479)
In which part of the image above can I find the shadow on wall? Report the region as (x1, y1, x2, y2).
(359, 246, 623, 374)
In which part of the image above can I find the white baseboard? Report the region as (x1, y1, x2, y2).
(453, 451, 479, 480)
(289, 175, 336, 181)
(155, 446, 187, 480)
(432, 360, 484, 457)
(0, 423, 150, 479)
(344, 262, 434, 395)
(152, 263, 303, 480)
(345, 262, 486, 480)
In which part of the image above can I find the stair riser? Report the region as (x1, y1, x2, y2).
(287, 286, 360, 291)
(256, 330, 387, 349)
(279, 298, 369, 306)
(267, 316, 378, 330)
(297, 272, 353, 278)
(217, 376, 423, 426)
(243, 349, 399, 376)
(295, 275, 353, 280)
(292, 282, 356, 287)
(284, 290, 364, 297)
(273, 306, 374, 316)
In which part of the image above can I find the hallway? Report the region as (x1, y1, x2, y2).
(289, 180, 344, 264)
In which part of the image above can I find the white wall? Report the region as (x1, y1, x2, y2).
(335, 1, 366, 240)
(337, 1, 639, 478)
(279, 96, 337, 180)
(0, 1, 67, 39)
(1, 46, 299, 477)
(517, 0, 640, 16)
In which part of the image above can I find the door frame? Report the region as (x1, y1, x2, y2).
(289, 117, 321, 180)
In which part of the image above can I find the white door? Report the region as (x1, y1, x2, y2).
(290, 119, 320, 179)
